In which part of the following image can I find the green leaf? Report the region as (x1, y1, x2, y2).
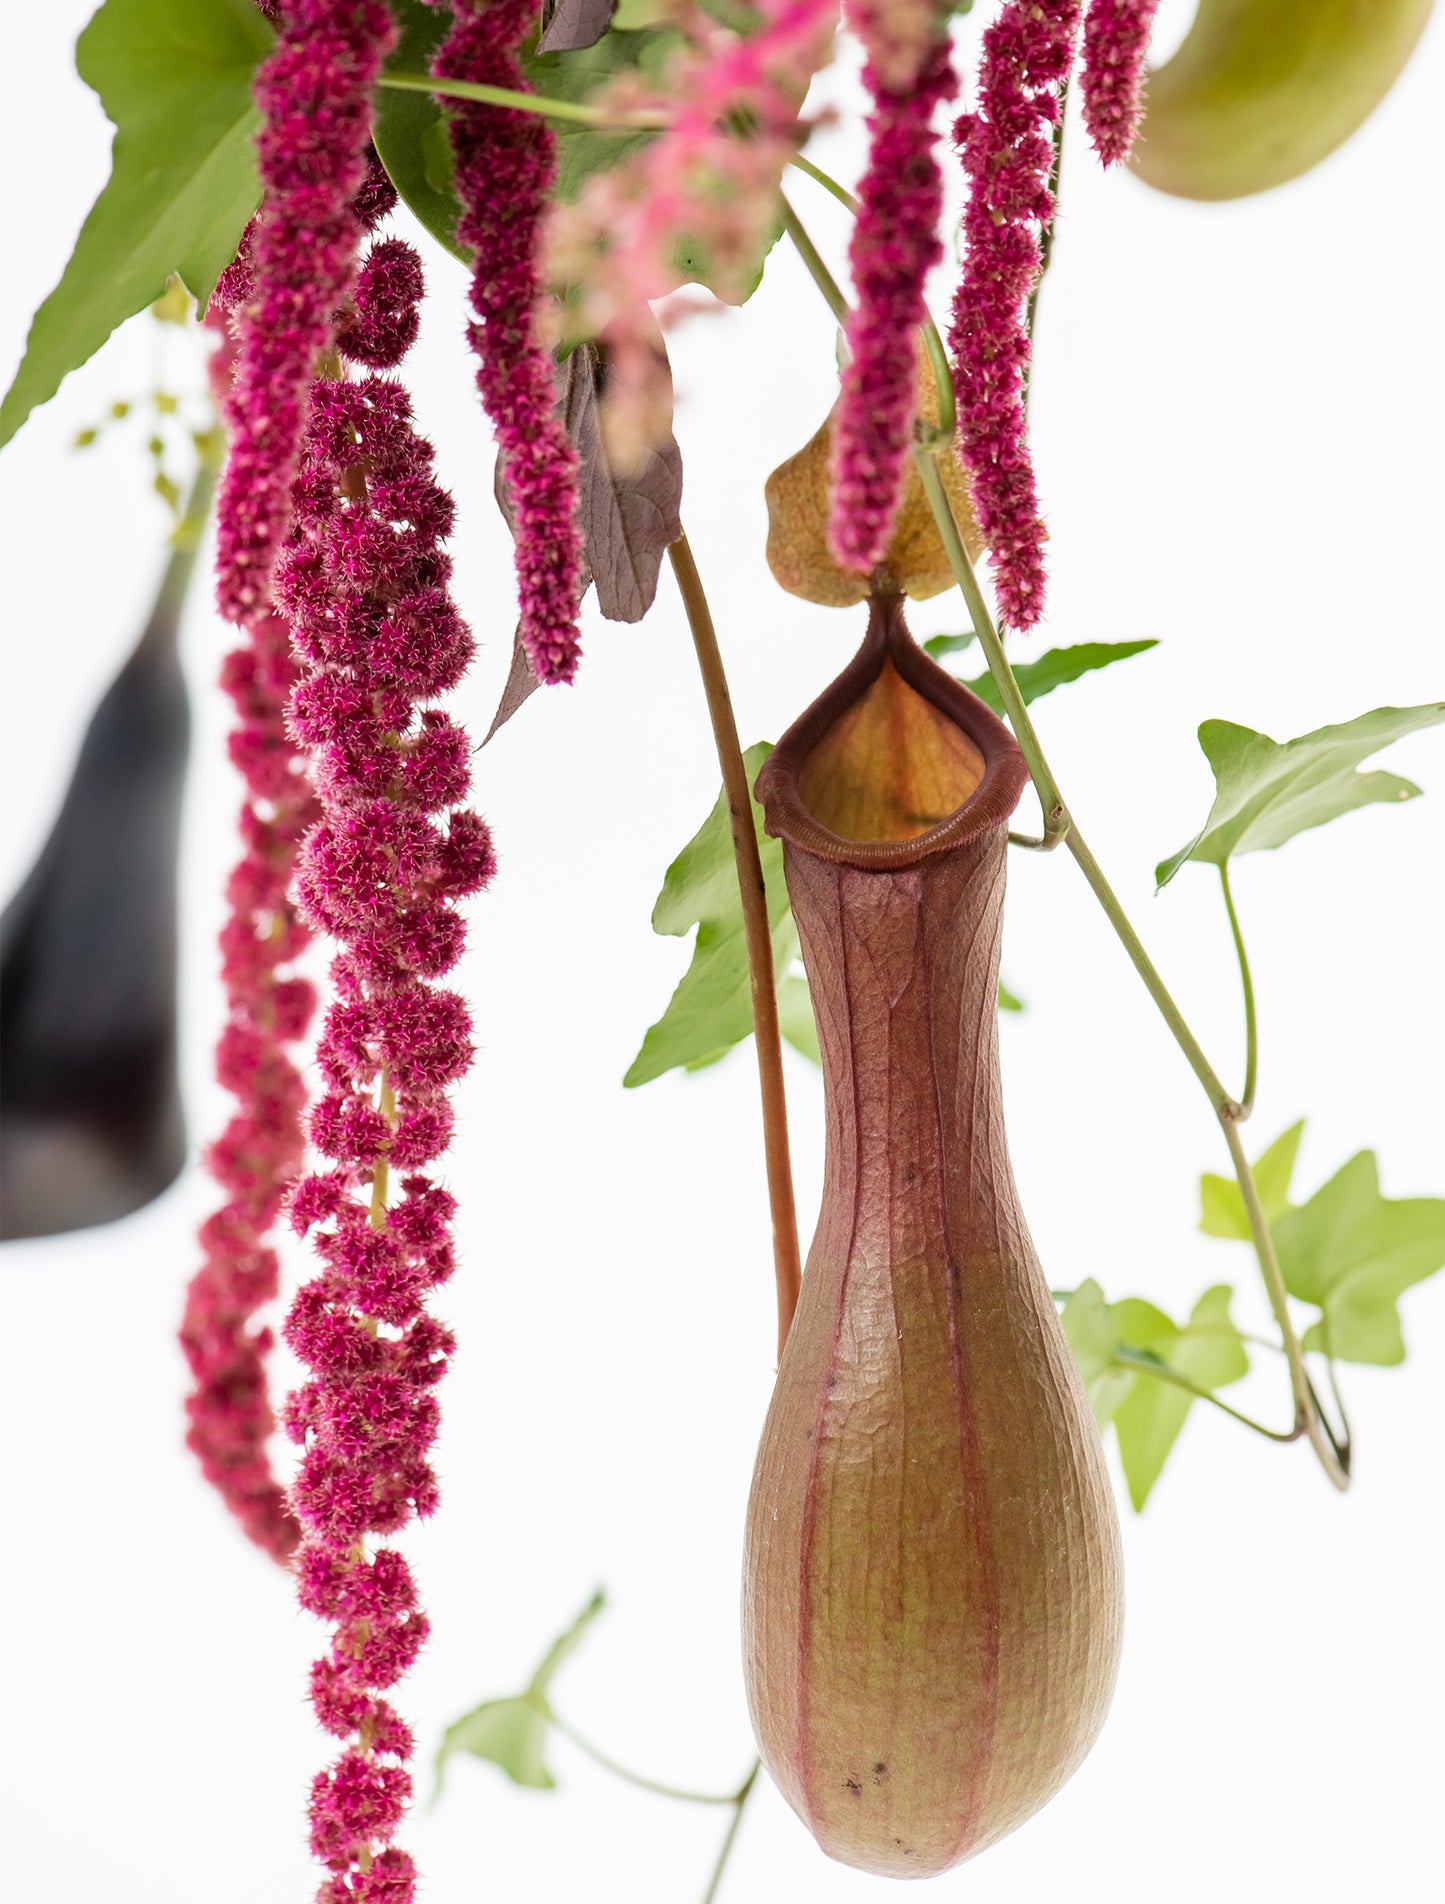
(373, 0, 470, 266)
(1, 0, 272, 449)
(630, 754, 1030, 1085)
(961, 640, 1159, 717)
(1110, 1286, 1248, 1510)
(922, 631, 976, 660)
(524, 28, 683, 204)
(1199, 1119, 1304, 1239)
(1156, 703, 1445, 889)
(1273, 1153, 1445, 1366)
(436, 1590, 605, 1794)
(776, 969, 821, 1065)
(1059, 1280, 1134, 1427)
(625, 744, 798, 1087)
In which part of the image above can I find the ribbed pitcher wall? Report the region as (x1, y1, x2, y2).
(743, 596, 1123, 1877)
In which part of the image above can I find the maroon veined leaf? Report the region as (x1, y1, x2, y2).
(489, 335, 683, 746)
(539, 0, 618, 54)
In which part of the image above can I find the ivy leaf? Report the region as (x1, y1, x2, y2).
(1059, 1281, 1135, 1427)
(1198, 1119, 1304, 1239)
(1273, 1153, 1445, 1366)
(436, 1590, 605, 1794)
(1111, 1286, 1248, 1509)
(1119, 1292, 1249, 1507)
(1156, 703, 1445, 889)
(776, 968, 821, 1064)
(625, 745, 798, 1086)
(960, 640, 1158, 717)
(1, 0, 272, 449)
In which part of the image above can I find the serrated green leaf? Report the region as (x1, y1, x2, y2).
(1059, 1280, 1135, 1426)
(961, 640, 1158, 717)
(1156, 703, 1445, 889)
(1199, 1119, 1304, 1239)
(436, 1590, 605, 1794)
(1111, 1286, 1248, 1509)
(1273, 1152, 1445, 1366)
(1, 0, 271, 449)
(626, 743, 797, 1086)
(776, 969, 821, 1065)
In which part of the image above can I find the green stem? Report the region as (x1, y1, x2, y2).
(787, 151, 857, 213)
(1219, 864, 1258, 1118)
(702, 1760, 761, 1904)
(378, 70, 669, 128)
(1112, 1348, 1296, 1441)
(911, 448, 1069, 851)
(784, 172, 957, 439)
(779, 196, 849, 326)
(669, 535, 803, 1360)
(1221, 1120, 1349, 1488)
(547, 1711, 742, 1806)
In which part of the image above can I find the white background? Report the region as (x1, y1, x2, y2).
(1, 3, 1441, 1901)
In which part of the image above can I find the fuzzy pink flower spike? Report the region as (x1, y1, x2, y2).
(1081, 0, 1159, 166)
(276, 228, 492, 1902)
(180, 592, 316, 1562)
(828, 13, 955, 574)
(949, 0, 1079, 630)
(432, 0, 586, 686)
(214, 0, 397, 630)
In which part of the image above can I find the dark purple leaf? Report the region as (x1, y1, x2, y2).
(495, 336, 684, 630)
(538, 0, 617, 54)
(482, 625, 544, 745)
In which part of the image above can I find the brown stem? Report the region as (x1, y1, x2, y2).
(668, 534, 803, 1359)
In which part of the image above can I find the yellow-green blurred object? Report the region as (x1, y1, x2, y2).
(1130, 0, 1434, 200)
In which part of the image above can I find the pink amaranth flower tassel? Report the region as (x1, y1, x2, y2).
(180, 598, 316, 1561)
(828, 18, 956, 575)
(432, 0, 586, 686)
(948, 1, 1079, 630)
(1080, 0, 1159, 166)
(214, 0, 396, 630)
(274, 232, 493, 1902)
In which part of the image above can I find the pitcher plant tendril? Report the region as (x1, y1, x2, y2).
(433, 0, 586, 685)
(214, 1, 397, 631)
(828, 20, 956, 575)
(949, 0, 1080, 629)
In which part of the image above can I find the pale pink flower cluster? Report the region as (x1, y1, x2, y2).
(548, 0, 840, 464)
